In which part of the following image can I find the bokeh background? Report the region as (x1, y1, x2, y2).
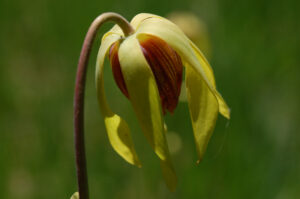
(1, 0, 299, 198)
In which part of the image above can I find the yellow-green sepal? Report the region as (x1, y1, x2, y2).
(96, 32, 141, 167)
(185, 63, 219, 163)
(118, 35, 177, 191)
(135, 16, 230, 119)
(190, 42, 230, 119)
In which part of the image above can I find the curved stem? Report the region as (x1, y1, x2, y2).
(74, 12, 134, 199)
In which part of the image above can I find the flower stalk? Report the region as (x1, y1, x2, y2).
(74, 12, 134, 199)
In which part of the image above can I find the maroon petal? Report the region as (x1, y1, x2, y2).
(138, 34, 183, 114)
(109, 41, 129, 98)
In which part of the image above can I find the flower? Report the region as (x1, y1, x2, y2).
(95, 13, 230, 191)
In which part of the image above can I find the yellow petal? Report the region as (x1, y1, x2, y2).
(190, 42, 230, 119)
(130, 13, 162, 28)
(118, 35, 177, 191)
(185, 64, 219, 163)
(95, 32, 141, 167)
(135, 16, 230, 119)
(103, 24, 124, 37)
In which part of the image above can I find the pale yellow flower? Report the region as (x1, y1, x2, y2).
(96, 13, 230, 191)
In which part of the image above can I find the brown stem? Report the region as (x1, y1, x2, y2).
(74, 12, 134, 199)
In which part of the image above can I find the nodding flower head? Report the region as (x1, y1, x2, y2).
(109, 34, 183, 114)
(96, 13, 230, 191)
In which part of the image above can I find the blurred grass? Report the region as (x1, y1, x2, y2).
(0, 0, 300, 198)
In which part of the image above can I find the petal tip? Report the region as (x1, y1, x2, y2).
(133, 158, 142, 168)
(196, 150, 204, 164)
(221, 107, 231, 119)
(127, 156, 142, 168)
(160, 160, 177, 192)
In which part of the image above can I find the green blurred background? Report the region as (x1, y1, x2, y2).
(1, 0, 299, 198)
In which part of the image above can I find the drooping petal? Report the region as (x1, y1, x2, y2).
(118, 35, 177, 191)
(185, 64, 219, 163)
(95, 33, 141, 167)
(190, 42, 230, 119)
(134, 16, 230, 119)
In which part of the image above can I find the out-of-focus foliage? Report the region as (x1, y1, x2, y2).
(0, 0, 299, 199)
